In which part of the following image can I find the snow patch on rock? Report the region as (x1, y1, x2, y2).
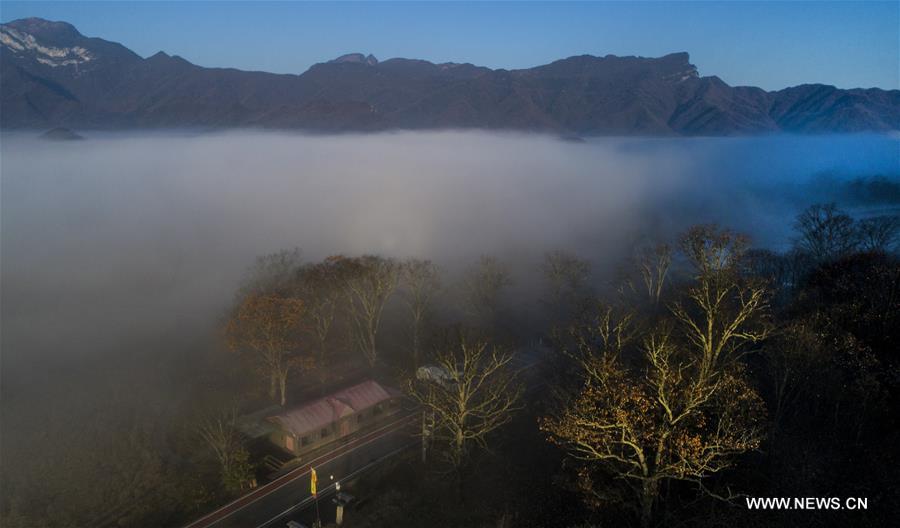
(0, 26, 94, 67)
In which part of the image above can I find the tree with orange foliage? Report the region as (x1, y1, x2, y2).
(543, 226, 769, 528)
(226, 293, 311, 405)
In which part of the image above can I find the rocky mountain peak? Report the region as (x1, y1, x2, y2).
(4, 17, 82, 40)
(328, 53, 379, 66)
(1, 17, 140, 69)
(1, 19, 896, 134)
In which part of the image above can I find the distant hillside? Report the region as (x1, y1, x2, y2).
(2, 17, 899, 134)
(39, 126, 84, 140)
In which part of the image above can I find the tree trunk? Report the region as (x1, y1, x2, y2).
(269, 371, 278, 400)
(421, 410, 428, 463)
(640, 479, 658, 528)
(318, 337, 328, 392)
(318, 338, 327, 366)
(278, 370, 288, 406)
(366, 328, 378, 368)
(412, 325, 421, 369)
(454, 429, 465, 471)
(453, 431, 465, 502)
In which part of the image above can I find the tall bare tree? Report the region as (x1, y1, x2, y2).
(563, 302, 638, 384)
(635, 243, 671, 306)
(543, 330, 766, 527)
(856, 215, 900, 252)
(671, 225, 772, 381)
(407, 330, 523, 472)
(225, 293, 311, 405)
(462, 255, 512, 327)
(793, 203, 858, 261)
(544, 226, 770, 528)
(340, 255, 401, 368)
(197, 409, 255, 494)
(236, 248, 303, 298)
(402, 258, 441, 368)
(298, 257, 346, 367)
(541, 250, 591, 321)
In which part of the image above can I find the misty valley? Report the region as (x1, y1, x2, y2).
(1, 130, 898, 528)
(5, 0, 900, 524)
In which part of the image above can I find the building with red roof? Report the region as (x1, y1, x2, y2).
(265, 379, 403, 456)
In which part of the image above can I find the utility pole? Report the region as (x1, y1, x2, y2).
(421, 409, 428, 463)
(334, 480, 343, 526)
(331, 475, 354, 527)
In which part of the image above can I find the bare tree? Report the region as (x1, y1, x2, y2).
(541, 250, 592, 321)
(762, 322, 821, 434)
(197, 409, 255, 493)
(742, 248, 785, 283)
(236, 248, 303, 298)
(543, 330, 766, 527)
(407, 330, 523, 472)
(298, 257, 346, 367)
(402, 259, 441, 368)
(856, 215, 900, 252)
(225, 293, 311, 405)
(462, 255, 512, 327)
(341, 255, 401, 368)
(793, 203, 858, 261)
(543, 226, 770, 527)
(742, 248, 798, 306)
(671, 225, 772, 381)
(635, 243, 671, 306)
(563, 302, 638, 384)
(783, 248, 814, 290)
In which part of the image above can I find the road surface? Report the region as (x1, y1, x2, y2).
(184, 412, 418, 528)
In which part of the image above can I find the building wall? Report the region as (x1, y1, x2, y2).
(270, 397, 402, 457)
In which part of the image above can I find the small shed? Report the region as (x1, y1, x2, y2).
(266, 379, 402, 456)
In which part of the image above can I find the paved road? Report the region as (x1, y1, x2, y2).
(185, 412, 418, 528)
(258, 440, 418, 528)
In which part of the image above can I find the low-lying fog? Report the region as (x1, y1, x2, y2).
(1, 130, 898, 377)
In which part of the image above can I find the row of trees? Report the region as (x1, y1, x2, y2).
(200, 253, 523, 504)
(323, 228, 779, 527)
(194, 248, 531, 500)
(225, 252, 519, 406)
(207, 202, 897, 527)
(533, 204, 899, 527)
(794, 203, 898, 261)
(226, 255, 412, 405)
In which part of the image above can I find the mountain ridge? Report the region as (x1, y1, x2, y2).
(2, 17, 898, 134)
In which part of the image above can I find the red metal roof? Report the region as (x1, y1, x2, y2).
(267, 379, 395, 437)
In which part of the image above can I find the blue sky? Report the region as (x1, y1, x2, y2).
(1, 1, 897, 90)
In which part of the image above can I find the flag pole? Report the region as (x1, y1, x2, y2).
(315, 496, 321, 528)
(310, 466, 321, 528)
